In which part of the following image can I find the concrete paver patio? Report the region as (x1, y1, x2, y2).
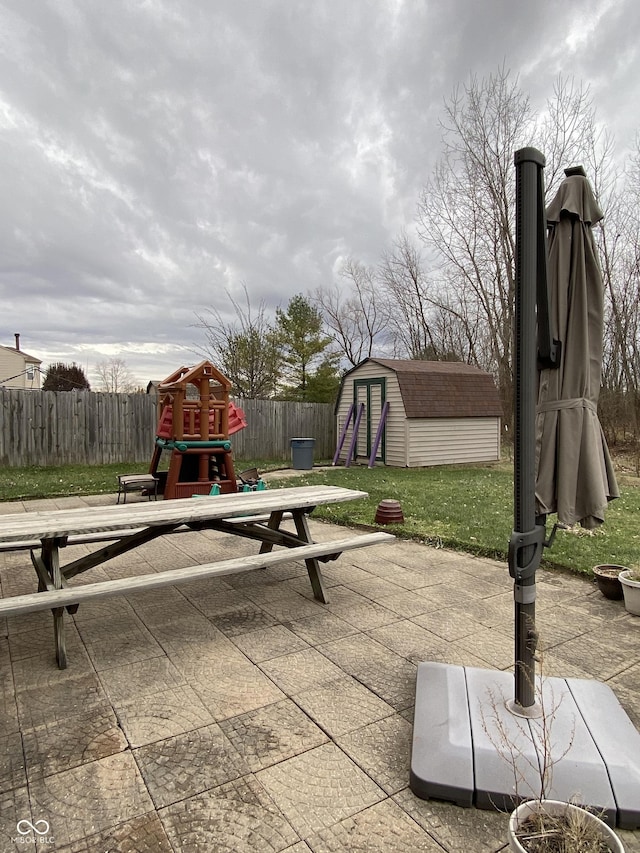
(1, 490, 639, 852)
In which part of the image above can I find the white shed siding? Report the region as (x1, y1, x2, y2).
(335, 363, 406, 465)
(407, 417, 500, 467)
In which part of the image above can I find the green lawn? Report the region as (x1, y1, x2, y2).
(271, 464, 640, 577)
(1, 459, 637, 577)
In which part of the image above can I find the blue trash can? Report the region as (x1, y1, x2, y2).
(291, 437, 315, 470)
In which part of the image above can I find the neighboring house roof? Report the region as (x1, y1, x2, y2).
(346, 358, 503, 418)
(0, 344, 41, 364)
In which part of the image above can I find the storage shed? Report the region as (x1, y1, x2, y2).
(335, 358, 503, 467)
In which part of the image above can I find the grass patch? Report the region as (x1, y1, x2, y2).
(0, 459, 283, 502)
(268, 464, 640, 576)
(1, 459, 637, 577)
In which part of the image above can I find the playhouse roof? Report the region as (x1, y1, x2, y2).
(345, 358, 503, 419)
(158, 360, 231, 391)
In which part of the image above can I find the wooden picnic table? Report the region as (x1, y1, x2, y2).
(0, 486, 394, 668)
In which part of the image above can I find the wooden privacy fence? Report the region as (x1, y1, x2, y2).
(0, 389, 336, 467)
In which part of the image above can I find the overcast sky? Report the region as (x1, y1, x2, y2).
(1, 0, 639, 387)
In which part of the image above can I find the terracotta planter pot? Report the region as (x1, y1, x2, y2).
(620, 570, 640, 616)
(593, 565, 625, 600)
(508, 799, 625, 852)
(374, 499, 404, 525)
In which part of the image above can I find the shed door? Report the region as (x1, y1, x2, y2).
(353, 378, 386, 463)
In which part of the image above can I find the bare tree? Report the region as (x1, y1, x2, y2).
(416, 66, 610, 429)
(377, 230, 466, 360)
(314, 259, 388, 367)
(194, 285, 281, 398)
(598, 138, 640, 452)
(95, 358, 136, 393)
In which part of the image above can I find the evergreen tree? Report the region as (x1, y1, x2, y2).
(275, 295, 334, 400)
(42, 362, 91, 391)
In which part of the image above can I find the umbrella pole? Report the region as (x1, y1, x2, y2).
(510, 148, 548, 710)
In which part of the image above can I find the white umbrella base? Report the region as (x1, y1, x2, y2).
(410, 662, 640, 830)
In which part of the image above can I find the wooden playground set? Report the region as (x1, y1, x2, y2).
(148, 360, 249, 499)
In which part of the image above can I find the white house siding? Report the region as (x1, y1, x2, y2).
(407, 417, 500, 467)
(0, 348, 41, 389)
(335, 363, 406, 465)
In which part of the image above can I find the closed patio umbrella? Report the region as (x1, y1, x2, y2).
(535, 166, 619, 529)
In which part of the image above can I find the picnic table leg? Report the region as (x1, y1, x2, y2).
(259, 510, 284, 556)
(41, 541, 68, 669)
(292, 512, 329, 604)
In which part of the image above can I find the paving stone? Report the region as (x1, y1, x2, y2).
(5, 608, 52, 636)
(0, 662, 19, 735)
(319, 635, 417, 709)
(22, 706, 127, 780)
(231, 625, 310, 662)
(98, 655, 187, 704)
(375, 589, 436, 617)
(71, 595, 136, 624)
(336, 714, 413, 795)
(186, 587, 254, 615)
(127, 592, 205, 626)
(322, 564, 380, 586)
(453, 594, 513, 629)
(393, 788, 508, 853)
(135, 723, 248, 808)
(256, 742, 384, 839)
(0, 785, 32, 850)
(191, 660, 285, 721)
(10, 627, 95, 687)
(306, 797, 444, 851)
(285, 612, 358, 646)
(244, 580, 316, 604)
(294, 676, 395, 737)
(351, 556, 450, 589)
(220, 699, 328, 772)
(259, 648, 345, 695)
(15, 673, 109, 730)
(343, 576, 408, 602)
(254, 591, 325, 622)
(550, 632, 634, 680)
(412, 581, 478, 611)
(0, 732, 26, 794)
(29, 752, 154, 847)
(325, 587, 399, 630)
(368, 619, 457, 665)
(55, 811, 173, 853)
(453, 626, 514, 670)
(607, 665, 640, 728)
(208, 600, 282, 637)
(157, 621, 247, 662)
(411, 606, 485, 642)
(115, 685, 215, 747)
(80, 620, 165, 671)
(8, 623, 88, 662)
(160, 774, 299, 852)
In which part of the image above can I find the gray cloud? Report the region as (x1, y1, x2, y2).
(1, 0, 638, 386)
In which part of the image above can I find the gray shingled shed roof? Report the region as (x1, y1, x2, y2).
(350, 358, 503, 419)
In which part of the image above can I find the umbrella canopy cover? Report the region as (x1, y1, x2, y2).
(535, 171, 619, 529)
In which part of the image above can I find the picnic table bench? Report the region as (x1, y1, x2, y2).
(0, 486, 394, 668)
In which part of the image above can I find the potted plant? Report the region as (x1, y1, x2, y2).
(619, 566, 640, 616)
(592, 565, 625, 600)
(508, 798, 624, 852)
(482, 673, 626, 852)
